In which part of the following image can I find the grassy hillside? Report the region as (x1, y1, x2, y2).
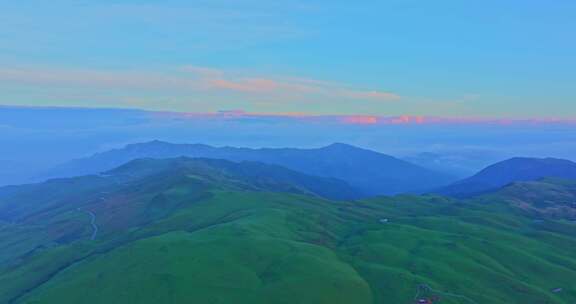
(1, 159, 575, 303)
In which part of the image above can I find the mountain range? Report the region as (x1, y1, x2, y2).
(42, 141, 456, 196)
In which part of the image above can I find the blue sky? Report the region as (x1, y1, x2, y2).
(1, 0, 575, 117)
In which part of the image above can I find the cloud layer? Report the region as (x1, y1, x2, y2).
(0, 65, 400, 112)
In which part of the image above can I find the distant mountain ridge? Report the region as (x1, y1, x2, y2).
(436, 157, 576, 197)
(42, 141, 455, 196)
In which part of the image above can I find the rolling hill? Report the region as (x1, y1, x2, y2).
(436, 157, 576, 197)
(1, 158, 575, 303)
(42, 141, 455, 196)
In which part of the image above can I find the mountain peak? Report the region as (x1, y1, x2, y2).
(126, 140, 173, 148)
(125, 140, 213, 151)
(322, 143, 358, 150)
(145, 139, 172, 145)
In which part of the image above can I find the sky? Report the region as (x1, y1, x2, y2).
(1, 0, 575, 118)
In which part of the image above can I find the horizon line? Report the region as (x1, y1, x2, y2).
(2, 104, 575, 125)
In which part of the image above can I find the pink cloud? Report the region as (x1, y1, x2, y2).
(183, 65, 399, 100)
(342, 115, 379, 125)
(0, 65, 401, 108)
(150, 110, 576, 126)
(390, 115, 411, 124)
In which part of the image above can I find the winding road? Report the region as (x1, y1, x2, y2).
(78, 208, 99, 240)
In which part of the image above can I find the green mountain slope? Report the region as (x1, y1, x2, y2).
(1, 159, 575, 304)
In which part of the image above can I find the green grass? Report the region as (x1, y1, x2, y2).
(0, 190, 573, 303)
(1, 161, 576, 303)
